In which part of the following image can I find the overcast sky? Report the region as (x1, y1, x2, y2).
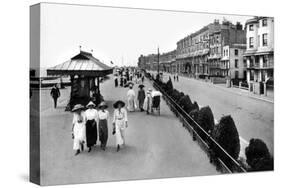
(40, 3, 253, 68)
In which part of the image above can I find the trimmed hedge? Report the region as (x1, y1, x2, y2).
(212, 115, 240, 160)
(245, 138, 273, 171)
(197, 106, 215, 134)
(165, 78, 174, 95)
(178, 95, 193, 114)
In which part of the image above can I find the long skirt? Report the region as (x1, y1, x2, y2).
(99, 119, 108, 147)
(138, 98, 145, 109)
(115, 120, 126, 146)
(127, 98, 135, 112)
(73, 123, 86, 150)
(86, 119, 97, 148)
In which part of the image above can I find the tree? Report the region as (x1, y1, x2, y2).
(245, 138, 273, 171)
(212, 115, 240, 160)
(197, 106, 215, 134)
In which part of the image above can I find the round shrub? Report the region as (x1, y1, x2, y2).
(212, 115, 240, 160)
(189, 109, 199, 124)
(191, 101, 199, 112)
(165, 78, 173, 95)
(178, 92, 185, 102)
(197, 106, 215, 134)
(178, 95, 193, 113)
(171, 89, 181, 101)
(245, 138, 273, 171)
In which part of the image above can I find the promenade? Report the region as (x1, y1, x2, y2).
(35, 76, 218, 186)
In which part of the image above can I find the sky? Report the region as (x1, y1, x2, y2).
(40, 3, 253, 68)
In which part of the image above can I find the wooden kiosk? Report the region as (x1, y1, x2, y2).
(47, 50, 113, 110)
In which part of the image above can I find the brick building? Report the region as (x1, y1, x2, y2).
(208, 20, 246, 77)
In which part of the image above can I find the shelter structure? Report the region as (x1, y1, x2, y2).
(47, 50, 113, 109)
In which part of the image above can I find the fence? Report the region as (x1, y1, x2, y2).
(147, 74, 246, 173)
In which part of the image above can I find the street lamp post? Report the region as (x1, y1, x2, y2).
(157, 47, 160, 75)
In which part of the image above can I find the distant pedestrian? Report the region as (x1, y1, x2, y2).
(143, 88, 153, 114)
(176, 74, 179, 82)
(127, 83, 136, 112)
(120, 76, 124, 87)
(72, 104, 86, 156)
(137, 84, 145, 111)
(141, 75, 144, 83)
(97, 102, 109, 150)
(113, 100, 128, 152)
(84, 101, 98, 152)
(114, 75, 119, 87)
(174, 75, 176, 82)
(50, 84, 60, 108)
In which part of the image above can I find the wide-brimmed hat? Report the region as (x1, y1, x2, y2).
(72, 104, 84, 112)
(138, 84, 145, 88)
(113, 100, 125, 108)
(86, 101, 96, 108)
(98, 101, 108, 109)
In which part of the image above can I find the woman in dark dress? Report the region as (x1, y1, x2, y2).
(97, 102, 109, 150)
(137, 84, 146, 111)
(84, 101, 98, 152)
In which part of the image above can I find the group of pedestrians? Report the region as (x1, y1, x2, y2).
(114, 68, 144, 88)
(71, 100, 129, 155)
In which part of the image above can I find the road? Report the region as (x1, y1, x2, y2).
(156, 72, 274, 154)
(36, 76, 218, 186)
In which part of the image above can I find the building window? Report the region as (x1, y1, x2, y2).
(250, 70, 254, 81)
(235, 59, 239, 68)
(258, 35, 260, 47)
(234, 49, 238, 56)
(249, 24, 254, 31)
(235, 71, 239, 79)
(262, 19, 268, 27)
(249, 37, 254, 48)
(263, 55, 268, 67)
(243, 59, 247, 67)
(262, 33, 268, 46)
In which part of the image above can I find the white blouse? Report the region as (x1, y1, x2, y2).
(98, 110, 109, 121)
(112, 108, 128, 123)
(72, 111, 86, 124)
(84, 109, 98, 122)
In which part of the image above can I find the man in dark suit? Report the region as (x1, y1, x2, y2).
(50, 84, 60, 108)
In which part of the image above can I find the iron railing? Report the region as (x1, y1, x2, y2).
(148, 76, 247, 173)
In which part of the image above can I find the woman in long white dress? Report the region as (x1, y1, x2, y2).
(71, 104, 86, 156)
(143, 88, 153, 114)
(112, 100, 128, 152)
(127, 84, 136, 112)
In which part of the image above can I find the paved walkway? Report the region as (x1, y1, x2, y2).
(37, 76, 218, 186)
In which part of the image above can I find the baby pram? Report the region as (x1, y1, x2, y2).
(151, 91, 162, 115)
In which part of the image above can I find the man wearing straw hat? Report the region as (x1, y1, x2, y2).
(71, 104, 86, 156)
(97, 102, 109, 150)
(84, 101, 98, 152)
